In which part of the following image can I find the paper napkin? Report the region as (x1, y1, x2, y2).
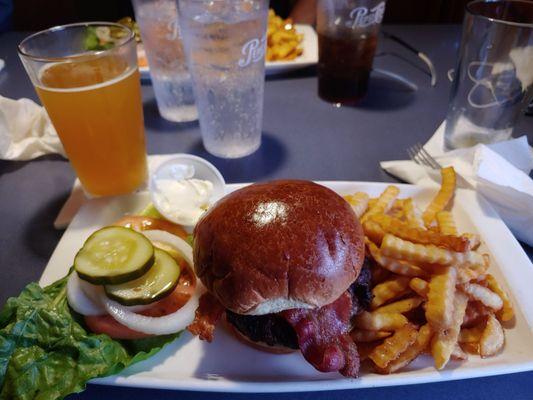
(0, 95, 66, 160)
(381, 122, 533, 246)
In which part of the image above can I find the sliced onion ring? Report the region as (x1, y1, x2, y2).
(102, 229, 205, 335)
(67, 272, 106, 316)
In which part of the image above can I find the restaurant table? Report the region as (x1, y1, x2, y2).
(1, 24, 532, 400)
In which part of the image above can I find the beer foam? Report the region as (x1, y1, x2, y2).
(36, 62, 137, 93)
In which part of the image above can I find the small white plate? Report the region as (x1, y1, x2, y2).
(40, 182, 533, 393)
(138, 24, 318, 80)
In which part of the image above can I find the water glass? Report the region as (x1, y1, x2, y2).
(178, 0, 269, 159)
(132, 0, 198, 123)
(444, 0, 533, 149)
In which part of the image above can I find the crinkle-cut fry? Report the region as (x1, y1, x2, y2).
(351, 329, 392, 342)
(374, 324, 433, 374)
(361, 186, 400, 223)
(431, 291, 468, 370)
(456, 261, 489, 284)
(461, 341, 480, 354)
(344, 192, 370, 219)
(460, 283, 503, 311)
(436, 211, 457, 236)
(459, 325, 485, 343)
(480, 313, 505, 358)
(363, 220, 386, 246)
(374, 297, 424, 314)
(370, 214, 471, 252)
(371, 277, 411, 309)
(482, 274, 514, 322)
(423, 167, 456, 227)
(354, 311, 409, 331)
(409, 278, 429, 298)
(380, 234, 485, 267)
(451, 344, 468, 361)
(357, 342, 378, 361)
(369, 323, 418, 369)
(463, 233, 481, 250)
(426, 267, 457, 329)
(403, 198, 425, 229)
(462, 301, 490, 328)
(367, 240, 427, 278)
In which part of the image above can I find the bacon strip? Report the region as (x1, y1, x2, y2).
(187, 292, 225, 342)
(282, 291, 360, 377)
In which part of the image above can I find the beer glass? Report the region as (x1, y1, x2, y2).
(18, 22, 148, 196)
(444, 0, 533, 149)
(178, 0, 268, 159)
(317, 0, 386, 105)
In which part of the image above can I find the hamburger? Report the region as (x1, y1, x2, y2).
(188, 180, 371, 377)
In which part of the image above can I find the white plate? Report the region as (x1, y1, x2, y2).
(138, 24, 318, 80)
(40, 182, 533, 393)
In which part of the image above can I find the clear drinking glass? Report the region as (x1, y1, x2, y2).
(18, 22, 148, 196)
(132, 0, 198, 123)
(178, 0, 268, 159)
(317, 0, 386, 105)
(444, 0, 533, 149)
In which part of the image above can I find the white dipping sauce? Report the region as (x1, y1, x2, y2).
(153, 178, 213, 226)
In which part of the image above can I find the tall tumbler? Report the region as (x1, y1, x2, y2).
(178, 0, 268, 159)
(132, 0, 198, 122)
(317, 0, 386, 105)
(444, 0, 533, 149)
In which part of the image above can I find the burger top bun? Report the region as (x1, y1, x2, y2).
(193, 180, 365, 315)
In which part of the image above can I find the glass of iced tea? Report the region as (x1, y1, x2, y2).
(18, 22, 148, 196)
(317, 0, 386, 105)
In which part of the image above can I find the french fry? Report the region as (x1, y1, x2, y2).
(461, 341, 480, 354)
(351, 329, 392, 342)
(369, 324, 418, 369)
(361, 186, 400, 223)
(463, 233, 481, 250)
(266, 9, 303, 62)
(460, 283, 503, 311)
(380, 234, 485, 267)
(436, 211, 457, 236)
(357, 342, 378, 361)
(459, 325, 485, 343)
(482, 274, 514, 322)
(375, 297, 424, 314)
(367, 240, 427, 277)
(370, 214, 471, 252)
(403, 198, 425, 229)
(354, 311, 408, 331)
(456, 261, 489, 284)
(423, 167, 456, 227)
(344, 192, 370, 219)
(363, 220, 386, 246)
(451, 344, 468, 361)
(371, 277, 410, 309)
(426, 267, 457, 329)
(409, 278, 429, 298)
(374, 324, 433, 374)
(479, 314, 505, 358)
(431, 292, 468, 370)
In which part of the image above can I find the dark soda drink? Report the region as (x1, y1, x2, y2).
(318, 32, 378, 105)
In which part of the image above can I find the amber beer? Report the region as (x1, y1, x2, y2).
(18, 23, 147, 196)
(317, 0, 386, 105)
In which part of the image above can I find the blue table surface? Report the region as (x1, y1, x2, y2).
(0, 25, 532, 399)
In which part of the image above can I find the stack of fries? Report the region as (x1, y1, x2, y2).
(266, 10, 303, 62)
(344, 167, 514, 374)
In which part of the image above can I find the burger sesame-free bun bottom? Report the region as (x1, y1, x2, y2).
(40, 181, 533, 392)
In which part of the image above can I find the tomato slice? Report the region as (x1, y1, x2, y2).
(113, 215, 188, 241)
(85, 266, 196, 340)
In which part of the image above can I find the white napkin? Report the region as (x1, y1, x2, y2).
(0, 95, 66, 160)
(381, 122, 533, 246)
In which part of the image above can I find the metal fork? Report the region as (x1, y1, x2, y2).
(407, 143, 442, 169)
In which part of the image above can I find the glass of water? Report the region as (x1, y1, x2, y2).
(444, 0, 533, 149)
(132, 0, 198, 122)
(178, 0, 268, 158)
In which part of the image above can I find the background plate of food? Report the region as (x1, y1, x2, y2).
(32, 178, 533, 394)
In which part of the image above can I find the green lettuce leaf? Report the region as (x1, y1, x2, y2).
(0, 275, 179, 400)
